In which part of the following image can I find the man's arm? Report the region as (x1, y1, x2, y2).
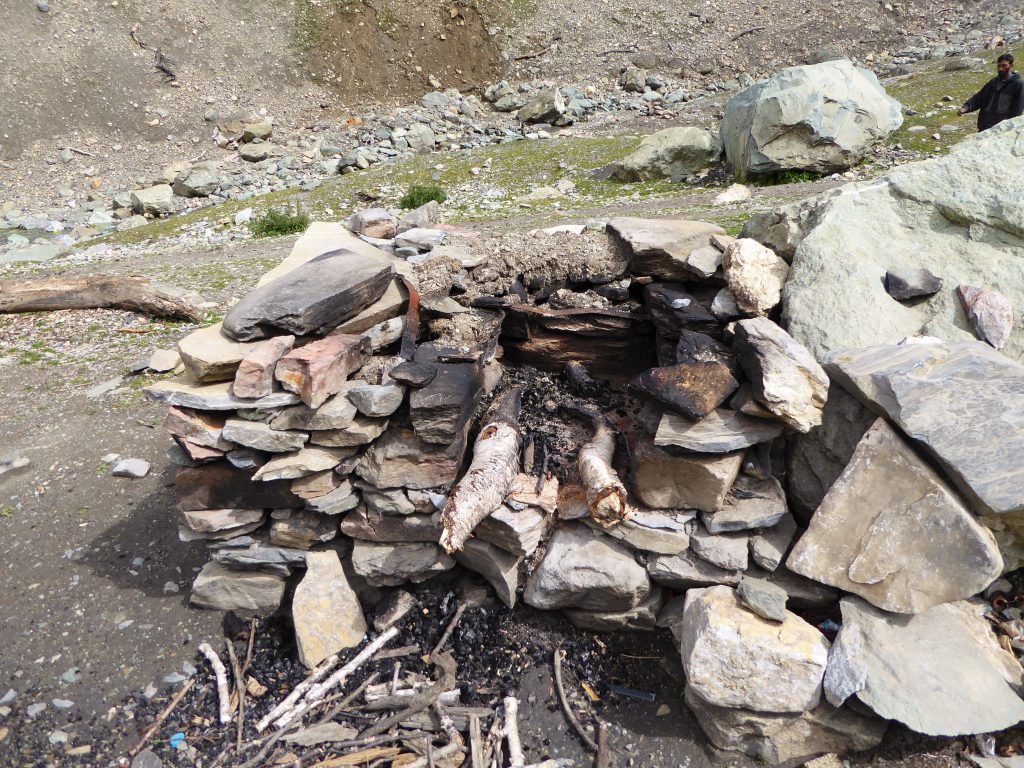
(959, 82, 990, 115)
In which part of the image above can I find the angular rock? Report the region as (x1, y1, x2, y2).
(517, 88, 565, 124)
(632, 439, 743, 512)
(350, 541, 455, 587)
(825, 597, 1024, 736)
(291, 470, 344, 500)
(222, 250, 394, 341)
(564, 586, 663, 632)
(885, 268, 943, 300)
(680, 585, 829, 712)
(111, 458, 150, 478)
(607, 218, 726, 281)
(734, 317, 828, 432)
(177, 439, 223, 463)
(271, 389, 358, 431)
(408, 361, 483, 445)
(747, 563, 838, 609)
(178, 323, 262, 383)
(148, 348, 181, 373)
(144, 379, 298, 411)
(656, 409, 784, 453)
(395, 227, 447, 252)
(362, 487, 416, 516)
(690, 524, 749, 570)
(738, 575, 788, 622)
(221, 418, 308, 453)
(176, 464, 301, 511)
(523, 524, 651, 612)
(172, 164, 220, 198)
(475, 505, 550, 557)
(387, 361, 438, 387)
(131, 185, 174, 217)
(211, 543, 309, 569)
(346, 383, 405, 417)
(685, 244, 724, 278)
(164, 407, 233, 451)
(958, 284, 1013, 350)
(339, 508, 440, 542)
(703, 475, 788, 533)
(645, 283, 723, 339)
(293, 550, 367, 668)
(310, 415, 388, 447)
(787, 419, 1002, 613)
(356, 425, 465, 490)
(454, 538, 521, 608)
(306, 484, 360, 516)
(825, 341, 1024, 517)
(181, 508, 265, 534)
(613, 127, 722, 181)
(191, 562, 287, 616)
(684, 686, 886, 767)
(749, 514, 798, 571)
(630, 362, 738, 420)
(589, 509, 693, 555)
(238, 142, 276, 162)
(276, 334, 369, 408)
(348, 208, 397, 239)
(372, 590, 418, 631)
(397, 201, 439, 235)
(233, 335, 295, 399)
(253, 446, 354, 481)
(269, 511, 337, 549)
(723, 239, 790, 316)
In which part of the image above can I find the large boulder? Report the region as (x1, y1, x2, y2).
(747, 118, 1024, 365)
(721, 60, 902, 178)
(612, 128, 722, 181)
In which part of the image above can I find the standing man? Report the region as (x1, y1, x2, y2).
(958, 53, 1024, 131)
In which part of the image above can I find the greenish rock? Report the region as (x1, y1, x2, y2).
(613, 127, 722, 181)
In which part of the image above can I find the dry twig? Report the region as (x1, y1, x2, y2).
(503, 696, 525, 768)
(199, 642, 233, 725)
(225, 639, 245, 751)
(553, 649, 598, 753)
(129, 678, 194, 757)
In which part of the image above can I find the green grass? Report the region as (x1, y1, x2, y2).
(751, 169, 825, 186)
(249, 206, 311, 238)
(400, 184, 447, 209)
(0, 505, 13, 519)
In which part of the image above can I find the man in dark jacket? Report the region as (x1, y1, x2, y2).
(958, 53, 1024, 131)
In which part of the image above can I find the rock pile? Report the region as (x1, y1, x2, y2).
(146, 184, 1023, 762)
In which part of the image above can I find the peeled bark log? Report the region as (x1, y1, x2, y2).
(0, 276, 202, 320)
(578, 418, 630, 528)
(439, 387, 523, 554)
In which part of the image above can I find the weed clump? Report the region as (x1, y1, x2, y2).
(400, 184, 447, 209)
(249, 206, 311, 238)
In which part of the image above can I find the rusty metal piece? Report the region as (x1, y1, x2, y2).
(398, 275, 421, 361)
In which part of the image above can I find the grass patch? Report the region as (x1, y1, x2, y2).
(0, 505, 13, 519)
(400, 184, 448, 209)
(249, 206, 311, 238)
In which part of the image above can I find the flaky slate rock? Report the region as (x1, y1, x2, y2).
(523, 524, 651, 612)
(346, 384, 405, 417)
(475, 505, 549, 557)
(680, 585, 829, 713)
(825, 597, 1024, 736)
(409, 360, 483, 445)
(647, 549, 741, 590)
(632, 439, 743, 512)
(293, 551, 366, 668)
(339, 508, 440, 542)
(164, 407, 233, 451)
(749, 513, 798, 571)
(630, 362, 738, 420)
(222, 249, 394, 341)
(734, 317, 828, 433)
(608, 218, 726, 281)
(588, 509, 693, 555)
(271, 388, 358, 431)
(655, 409, 784, 453)
(269, 511, 337, 549)
(176, 464, 301, 511)
(387, 361, 438, 387)
(276, 334, 369, 409)
(310, 415, 388, 448)
(690, 524, 749, 570)
(645, 283, 723, 340)
(253, 446, 354, 481)
(885, 268, 943, 301)
(221, 418, 308, 453)
(454, 538, 521, 608)
(144, 380, 299, 411)
(178, 323, 262, 383)
(233, 335, 295, 399)
(738, 575, 788, 622)
(788, 419, 1002, 613)
(306, 484, 360, 516)
(703, 475, 788, 533)
(191, 562, 287, 616)
(350, 541, 455, 587)
(565, 586, 664, 632)
(356, 425, 465, 490)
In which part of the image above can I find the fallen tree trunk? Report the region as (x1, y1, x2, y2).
(439, 387, 523, 554)
(576, 412, 630, 529)
(0, 276, 203, 321)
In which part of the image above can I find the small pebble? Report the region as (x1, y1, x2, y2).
(51, 698, 74, 709)
(36, 0, 50, 11)
(48, 730, 68, 745)
(111, 458, 150, 478)
(26, 702, 47, 718)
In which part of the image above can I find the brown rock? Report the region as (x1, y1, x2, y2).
(275, 334, 370, 408)
(339, 507, 441, 542)
(164, 407, 233, 450)
(958, 284, 1014, 350)
(607, 217, 726, 280)
(632, 438, 743, 512)
(233, 335, 295, 399)
(630, 362, 738, 420)
(291, 471, 344, 500)
(269, 510, 338, 549)
(177, 323, 262, 383)
(356, 425, 466, 490)
(293, 550, 367, 668)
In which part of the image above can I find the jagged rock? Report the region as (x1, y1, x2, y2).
(339, 508, 440, 542)
(405, 123, 435, 153)
(223, 250, 394, 341)
(607, 218, 726, 281)
(269, 510, 337, 549)
(825, 597, 1024, 736)
(176, 464, 301, 511)
(272, 388, 358, 431)
(645, 283, 723, 339)
(172, 164, 220, 198)
(145, 379, 299, 411)
(715, 183, 753, 204)
(738, 575, 788, 622)
(685, 244, 724, 278)
(703, 475, 788, 534)
(348, 208, 397, 239)
(722, 60, 902, 178)
(565, 586, 664, 632)
(395, 227, 446, 252)
(734, 317, 828, 433)
(630, 362, 738, 420)
(690, 524, 749, 570)
(409, 361, 483, 444)
(517, 88, 565, 124)
(397, 201, 439, 235)
(612, 127, 722, 181)
(788, 419, 1002, 613)
(679, 585, 829, 712)
(306, 484, 360, 516)
(373, 590, 418, 631)
(655, 409, 783, 454)
(684, 686, 886, 767)
(164, 407, 233, 451)
(749, 514, 798, 571)
(362, 487, 416, 516)
(178, 323, 262, 383)
(310, 415, 388, 447)
(191, 562, 287, 616)
(181, 508, 266, 534)
(356, 425, 465, 490)
(647, 549, 741, 590)
(131, 185, 174, 216)
(958, 284, 1014, 350)
(454, 538, 521, 608)
(475, 504, 550, 556)
(221, 418, 308, 453)
(346, 384, 405, 417)
(723, 239, 790, 316)
(632, 439, 743, 512)
(350, 541, 454, 587)
(210, 543, 310, 568)
(253, 446, 354, 481)
(885, 268, 943, 300)
(747, 563, 838, 609)
(276, 334, 369, 409)
(523, 524, 651, 612)
(291, 471, 344, 499)
(233, 336, 295, 399)
(588, 509, 693, 555)
(388, 361, 438, 387)
(293, 551, 366, 668)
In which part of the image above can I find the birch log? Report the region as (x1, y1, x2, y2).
(578, 418, 630, 528)
(439, 387, 523, 554)
(198, 642, 233, 725)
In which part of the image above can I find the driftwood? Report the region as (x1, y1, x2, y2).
(0, 276, 202, 321)
(569, 408, 630, 528)
(199, 642, 233, 725)
(439, 387, 524, 554)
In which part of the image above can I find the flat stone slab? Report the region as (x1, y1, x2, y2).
(885, 267, 943, 301)
(144, 379, 299, 411)
(293, 551, 366, 668)
(825, 340, 1024, 516)
(191, 562, 287, 616)
(356, 425, 465, 490)
(655, 409, 784, 453)
(409, 360, 484, 445)
(222, 249, 394, 341)
(454, 538, 521, 608)
(253, 446, 354, 481)
(309, 415, 388, 448)
(221, 418, 308, 453)
(825, 597, 1024, 736)
(178, 323, 262, 383)
(702, 475, 788, 534)
(647, 549, 741, 590)
(690, 524, 749, 570)
(181, 508, 266, 534)
(350, 541, 455, 587)
(607, 218, 726, 281)
(176, 464, 301, 511)
(632, 439, 743, 512)
(271, 387, 359, 431)
(233, 335, 295, 399)
(339, 508, 440, 542)
(475, 504, 550, 557)
(788, 419, 1002, 613)
(588, 508, 694, 555)
(164, 407, 233, 451)
(269, 510, 338, 549)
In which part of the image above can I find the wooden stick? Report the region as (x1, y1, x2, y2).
(242, 618, 257, 676)
(199, 642, 233, 725)
(553, 649, 597, 753)
(256, 652, 343, 732)
(225, 639, 245, 751)
(404, 742, 465, 768)
(316, 671, 381, 725)
(129, 678, 195, 757)
(358, 651, 457, 739)
(731, 25, 765, 40)
(67, 146, 97, 158)
(0, 276, 203, 321)
(469, 714, 484, 768)
(504, 696, 525, 768)
(577, 416, 629, 529)
(432, 603, 466, 657)
(596, 722, 609, 768)
(440, 387, 524, 554)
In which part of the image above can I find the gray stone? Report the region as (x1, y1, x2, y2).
(270, 510, 337, 549)
(523, 524, 651, 612)
(111, 458, 150, 478)
(684, 686, 886, 767)
(613, 128, 722, 181)
(362, 487, 416, 516)
(172, 165, 220, 198)
(130, 185, 174, 216)
(517, 88, 565, 124)
(191, 562, 287, 616)
(145, 380, 299, 412)
(475, 504, 550, 556)
(690, 524, 749, 570)
(680, 585, 829, 713)
(350, 541, 455, 587)
(181, 508, 265, 534)
(607, 218, 725, 281)
(132, 749, 164, 768)
(734, 317, 828, 433)
(885, 268, 944, 300)
(723, 238, 790, 316)
(293, 550, 366, 668)
(222, 250, 394, 341)
(310, 415, 388, 448)
(272, 389, 358, 431)
(397, 201, 439, 235)
(703, 475, 788, 533)
(306, 484, 360, 516)
(958, 284, 1014, 350)
(211, 544, 308, 568)
(454, 538, 521, 608)
(356, 425, 465, 490)
(239, 142, 276, 161)
(222, 418, 308, 453)
(749, 514, 798, 571)
(648, 549, 741, 590)
(346, 383, 405, 417)
(253, 446, 353, 481)
(348, 208, 397, 239)
(339, 508, 440, 542)
(177, 323, 262, 383)
(405, 123, 435, 153)
(826, 597, 1024, 736)
(632, 439, 743, 512)
(738, 575, 788, 622)
(722, 61, 902, 178)
(588, 509, 693, 555)
(788, 419, 1002, 614)
(148, 348, 181, 373)
(564, 586, 663, 632)
(395, 227, 447, 252)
